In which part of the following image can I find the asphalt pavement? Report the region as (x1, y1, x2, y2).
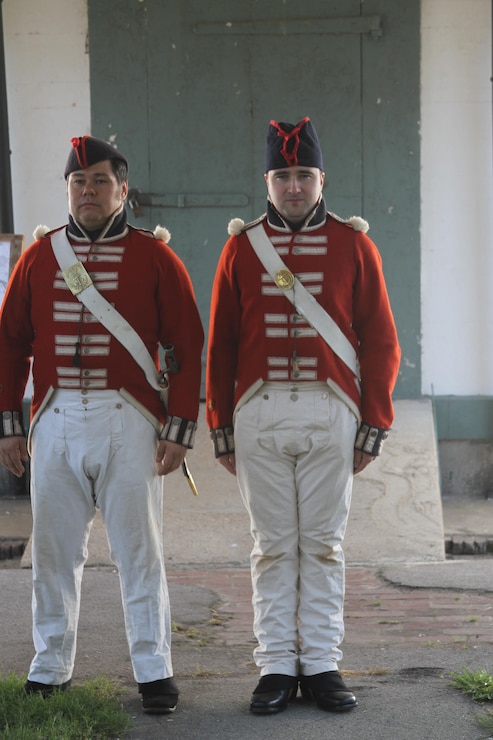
(1, 399, 493, 739)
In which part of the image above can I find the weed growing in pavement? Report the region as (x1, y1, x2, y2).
(171, 621, 211, 646)
(449, 668, 493, 702)
(450, 668, 493, 734)
(0, 673, 130, 739)
(478, 708, 493, 732)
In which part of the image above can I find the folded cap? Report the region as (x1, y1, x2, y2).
(64, 136, 128, 179)
(265, 117, 324, 172)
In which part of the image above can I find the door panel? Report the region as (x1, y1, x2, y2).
(90, 0, 363, 325)
(88, 0, 421, 396)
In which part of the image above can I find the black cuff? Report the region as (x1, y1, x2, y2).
(210, 426, 235, 458)
(0, 410, 26, 438)
(160, 416, 197, 449)
(354, 423, 389, 456)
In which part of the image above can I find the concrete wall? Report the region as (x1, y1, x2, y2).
(421, 0, 493, 397)
(3, 0, 90, 239)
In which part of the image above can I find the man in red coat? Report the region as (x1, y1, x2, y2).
(206, 117, 400, 715)
(0, 136, 204, 713)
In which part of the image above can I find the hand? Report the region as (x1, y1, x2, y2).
(0, 436, 29, 477)
(155, 439, 187, 476)
(218, 453, 236, 476)
(353, 449, 375, 475)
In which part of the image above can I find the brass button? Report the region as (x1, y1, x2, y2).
(274, 269, 295, 290)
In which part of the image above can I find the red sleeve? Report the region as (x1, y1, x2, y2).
(206, 235, 241, 429)
(352, 233, 401, 428)
(153, 239, 204, 423)
(0, 243, 36, 412)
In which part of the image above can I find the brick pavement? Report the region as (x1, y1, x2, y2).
(167, 566, 493, 649)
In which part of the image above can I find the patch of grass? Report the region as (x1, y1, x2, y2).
(449, 668, 493, 703)
(208, 610, 230, 627)
(478, 708, 493, 732)
(171, 622, 212, 646)
(0, 673, 130, 739)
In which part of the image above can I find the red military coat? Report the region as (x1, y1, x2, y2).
(206, 209, 400, 448)
(0, 222, 204, 443)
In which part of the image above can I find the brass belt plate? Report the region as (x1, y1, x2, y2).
(62, 262, 93, 295)
(275, 268, 295, 290)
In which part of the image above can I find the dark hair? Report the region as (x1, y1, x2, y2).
(111, 159, 128, 184)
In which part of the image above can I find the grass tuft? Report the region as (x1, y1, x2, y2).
(0, 673, 131, 739)
(449, 668, 493, 703)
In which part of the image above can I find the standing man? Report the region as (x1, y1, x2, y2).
(0, 136, 204, 714)
(206, 118, 400, 715)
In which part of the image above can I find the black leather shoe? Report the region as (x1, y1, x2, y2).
(138, 677, 179, 714)
(24, 679, 71, 698)
(300, 671, 357, 711)
(250, 674, 298, 714)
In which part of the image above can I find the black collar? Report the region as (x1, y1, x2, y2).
(68, 206, 128, 242)
(266, 196, 327, 232)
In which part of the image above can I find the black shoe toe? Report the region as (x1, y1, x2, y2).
(24, 679, 71, 698)
(300, 671, 357, 712)
(250, 674, 298, 714)
(138, 677, 179, 714)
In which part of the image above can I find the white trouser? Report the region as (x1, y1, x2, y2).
(28, 390, 172, 685)
(234, 383, 357, 677)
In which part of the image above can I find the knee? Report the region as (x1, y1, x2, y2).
(300, 539, 342, 563)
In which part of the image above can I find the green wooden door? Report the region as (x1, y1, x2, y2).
(88, 0, 420, 396)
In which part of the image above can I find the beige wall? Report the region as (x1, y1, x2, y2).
(3, 0, 90, 239)
(421, 0, 493, 395)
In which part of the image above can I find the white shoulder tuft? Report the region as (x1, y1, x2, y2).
(228, 218, 245, 236)
(347, 216, 369, 233)
(153, 225, 171, 243)
(33, 224, 50, 240)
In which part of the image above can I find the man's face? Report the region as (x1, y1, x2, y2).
(264, 165, 325, 222)
(67, 159, 128, 231)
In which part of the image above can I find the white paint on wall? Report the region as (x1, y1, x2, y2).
(3, 0, 90, 241)
(421, 0, 493, 395)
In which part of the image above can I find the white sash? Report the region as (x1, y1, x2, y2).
(246, 224, 360, 377)
(50, 228, 166, 397)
